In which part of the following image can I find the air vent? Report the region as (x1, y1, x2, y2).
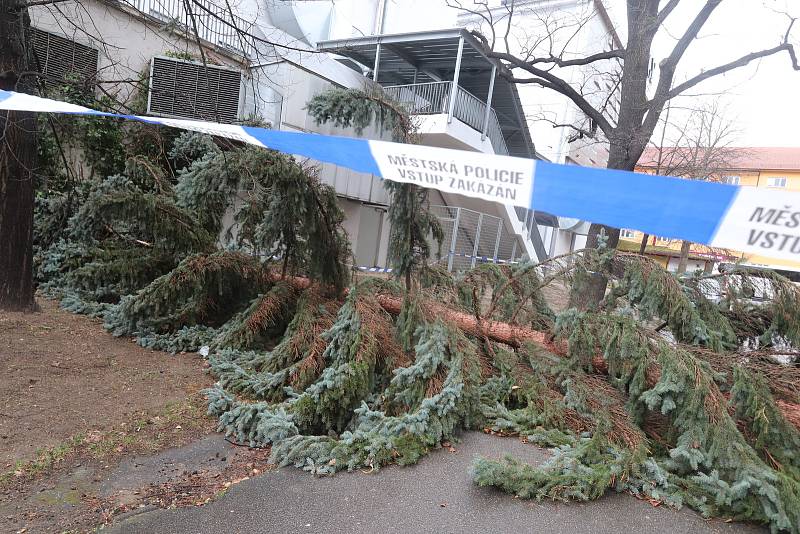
(148, 56, 241, 123)
(30, 27, 99, 86)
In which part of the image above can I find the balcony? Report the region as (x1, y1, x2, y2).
(317, 29, 534, 158)
(318, 28, 549, 260)
(119, 0, 255, 56)
(383, 81, 509, 155)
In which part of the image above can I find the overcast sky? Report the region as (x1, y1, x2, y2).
(611, 0, 800, 147)
(378, 0, 800, 148)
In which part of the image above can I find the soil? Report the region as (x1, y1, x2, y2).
(0, 297, 268, 533)
(0, 298, 211, 465)
(0, 281, 577, 533)
(542, 280, 571, 311)
(0, 430, 272, 533)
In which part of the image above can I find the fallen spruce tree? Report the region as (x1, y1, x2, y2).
(32, 87, 800, 532)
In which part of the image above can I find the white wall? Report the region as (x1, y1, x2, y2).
(354, 205, 389, 267)
(545, 226, 578, 257)
(31, 0, 250, 106)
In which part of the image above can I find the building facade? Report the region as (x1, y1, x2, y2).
(29, 0, 547, 271)
(454, 0, 622, 258)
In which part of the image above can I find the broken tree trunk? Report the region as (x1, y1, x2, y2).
(275, 272, 800, 430)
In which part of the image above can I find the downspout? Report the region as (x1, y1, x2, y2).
(374, 0, 389, 35)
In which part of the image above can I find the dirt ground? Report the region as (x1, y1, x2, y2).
(0, 298, 278, 533)
(0, 283, 576, 533)
(0, 298, 211, 465)
(541, 280, 570, 311)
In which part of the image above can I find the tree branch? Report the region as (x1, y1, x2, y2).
(528, 49, 625, 68)
(648, 0, 722, 112)
(639, 1, 725, 156)
(23, 0, 73, 6)
(485, 48, 614, 137)
(666, 40, 800, 100)
(661, 0, 723, 72)
(656, 0, 681, 26)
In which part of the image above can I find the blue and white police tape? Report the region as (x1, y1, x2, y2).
(441, 252, 520, 265)
(356, 266, 394, 273)
(1, 88, 797, 262)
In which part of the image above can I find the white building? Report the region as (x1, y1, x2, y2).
(323, 0, 622, 258)
(29, 0, 590, 269)
(452, 0, 622, 256)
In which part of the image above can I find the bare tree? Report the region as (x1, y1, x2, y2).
(450, 0, 799, 299)
(636, 100, 744, 273)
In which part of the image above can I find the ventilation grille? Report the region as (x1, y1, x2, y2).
(148, 56, 241, 123)
(31, 27, 99, 86)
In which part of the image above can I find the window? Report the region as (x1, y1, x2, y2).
(30, 27, 99, 87)
(148, 56, 242, 123)
(767, 177, 788, 188)
(620, 229, 636, 238)
(722, 175, 740, 185)
(656, 236, 670, 244)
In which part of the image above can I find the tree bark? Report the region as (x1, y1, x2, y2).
(579, 143, 633, 306)
(0, 0, 37, 312)
(273, 271, 800, 431)
(676, 240, 692, 274)
(576, 2, 669, 310)
(638, 233, 649, 255)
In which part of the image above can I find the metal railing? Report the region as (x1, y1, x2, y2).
(120, 0, 255, 56)
(515, 206, 537, 235)
(384, 81, 449, 114)
(430, 205, 523, 272)
(384, 81, 510, 156)
(486, 110, 506, 155)
(452, 86, 485, 131)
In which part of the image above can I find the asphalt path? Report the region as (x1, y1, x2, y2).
(109, 432, 765, 534)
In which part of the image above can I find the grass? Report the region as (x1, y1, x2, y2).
(0, 393, 212, 489)
(0, 433, 86, 486)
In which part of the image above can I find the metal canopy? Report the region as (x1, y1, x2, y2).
(317, 28, 535, 160)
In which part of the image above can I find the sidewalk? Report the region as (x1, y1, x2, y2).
(108, 432, 765, 534)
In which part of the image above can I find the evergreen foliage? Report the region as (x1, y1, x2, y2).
(459, 262, 555, 330)
(306, 88, 406, 138)
(34, 90, 800, 533)
(35, 126, 350, 310)
(730, 366, 800, 480)
(612, 255, 736, 351)
(307, 87, 443, 287)
(105, 251, 268, 337)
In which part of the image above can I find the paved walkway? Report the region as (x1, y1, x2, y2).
(109, 432, 765, 534)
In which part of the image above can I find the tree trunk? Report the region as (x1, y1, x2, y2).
(581, 0, 663, 263)
(585, 223, 621, 250)
(676, 240, 692, 274)
(273, 270, 800, 430)
(579, 143, 637, 306)
(638, 233, 649, 254)
(0, 1, 37, 312)
(566, 269, 607, 311)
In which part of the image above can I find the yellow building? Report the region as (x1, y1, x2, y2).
(623, 147, 800, 277)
